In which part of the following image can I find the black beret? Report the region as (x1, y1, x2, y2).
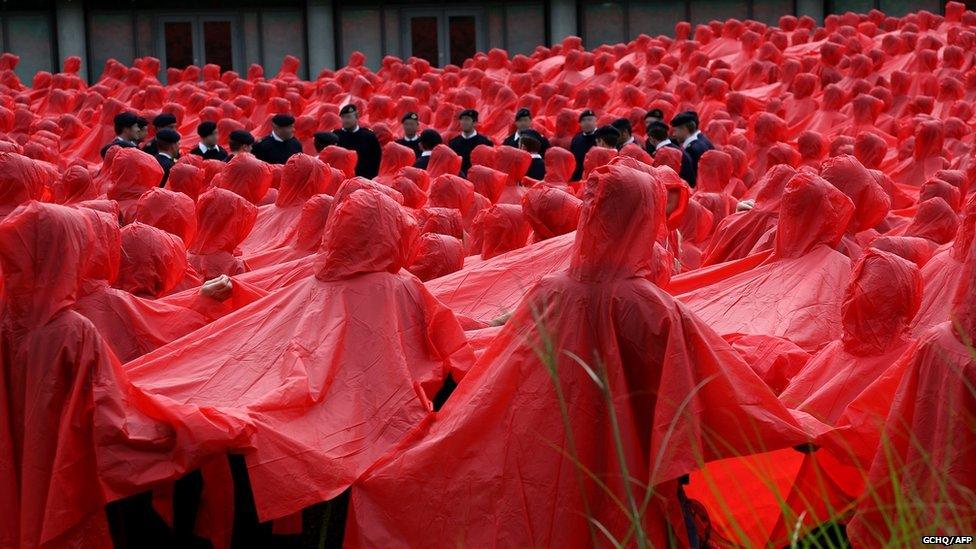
(645, 109, 664, 120)
(197, 121, 217, 138)
(229, 130, 254, 145)
(594, 125, 620, 141)
(610, 117, 632, 131)
(515, 108, 531, 120)
(401, 111, 419, 122)
(271, 113, 295, 127)
(646, 120, 669, 133)
(155, 128, 181, 144)
(136, 116, 149, 128)
(153, 113, 177, 127)
(114, 112, 139, 127)
(670, 111, 697, 127)
(519, 129, 543, 142)
(419, 128, 443, 147)
(339, 104, 358, 116)
(578, 109, 596, 121)
(314, 131, 339, 147)
(458, 109, 478, 121)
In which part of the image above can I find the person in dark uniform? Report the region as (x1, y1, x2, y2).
(646, 121, 696, 186)
(520, 130, 546, 181)
(670, 110, 714, 181)
(100, 112, 141, 158)
(142, 113, 178, 156)
(135, 117, 149, 147)
(413, 129, 442, 170)
(335, 104, 383, 179)
(503, 108, 550, 156)
(611, 118, 641, 149)
(154, 129, 181, 187)
(643, 109, 664, 130)
(594, 125, 620, 149)
(313, 131, 339, 153)
(252, 114, 303, 165)
(448, 109, 492, 174)
(395, 112, 422, 158)
(570, 109, 597, 181)
(226, 130, 254, 162)
(188, 121, 228, 161)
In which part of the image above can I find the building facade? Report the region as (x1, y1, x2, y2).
(0, 0, 949, 84)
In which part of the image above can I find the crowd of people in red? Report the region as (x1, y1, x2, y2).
(1, 1, 975, 547)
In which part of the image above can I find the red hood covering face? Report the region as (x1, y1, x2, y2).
(570, 162, 665, 281)
(55, 165, 97, 204)
(314, 188, 417, 281)
(219, 153, 273, 204)
(407, 232, 464, 281)
(134, 187, 198, 247)
(377, 142, 415, 178)
(426, 144, 462, 179)
(105, 147, 164, 203)
(819, 154, 890, 233)
(521, 184, 582, 240)
(841, 249, 921, 355)
(318, 146, 358, 179)
(904, 197, 959, 244)
(418, 207, 464, 239)
(0, 153, 55, 217)
(775, 172, 855, 259)
(78, 207, 122, 286)
(466, 165, 507, 203)
(115, 222, 188, 298)
(919, 178, 961, 211)
(189, 188, 258, 255)
(697, 149, 734, 193)
(428, 174, 474, 213)
(478, 203, 531, 259)
(952, 193, 976, 261)
(0, 202, 90, 327)
(542, 146, 575, 184)
(165, 162, 206, 201)
(275, 153, 329, 207)
(292, 193, 334, 252)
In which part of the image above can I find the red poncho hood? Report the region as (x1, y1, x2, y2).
(115, 222, 189, 298)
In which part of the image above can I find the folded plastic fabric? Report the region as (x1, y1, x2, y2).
(346, 161, 813, 549)
(122, 188, 474, 522)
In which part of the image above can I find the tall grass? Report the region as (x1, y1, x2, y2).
(525, 304, 976, 549)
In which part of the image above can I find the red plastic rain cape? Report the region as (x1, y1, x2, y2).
(346, 162, 812, 549)
(115, 222, 191, 299)
(188, 188, 258, 279)
(679, 172, 855, 351)
(0, 152, 56, 218)
(123, 188, 474, 522)
(104, 147, 164, 220)
(217, 152, 273, 204)
(848, 236, 976, 545)
(134, 187, 198, 247)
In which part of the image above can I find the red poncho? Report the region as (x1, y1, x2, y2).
(346, 162, 811, 549)
(187, 188, 258, 279)
(124, 188, 474, 522)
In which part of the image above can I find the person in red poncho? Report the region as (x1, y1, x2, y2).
(345, 161, 812, 549)
(123, 187, 474, 527)
(847, 236, 976, 546)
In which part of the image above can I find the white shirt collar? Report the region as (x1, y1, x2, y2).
(421, 150, 432, 157)
(461, 130, 478, 139)
(271, 131, 285, 142)
(159, 152, 173, 160)
(655, 138, 672, 151)
(622, 136, 635, 146)
(403, 134, 418, 142)
(513, 131, 521, 140)
(682, 130, 701, 149)
(117, 136, 134, 145)
(345, 125, 360, 133)
(530, 153, 542, 159)
(198, 143, 215, 154)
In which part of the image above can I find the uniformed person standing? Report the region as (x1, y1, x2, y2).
(570, 109, 597, 181)
(100, 112, 141, 158)
(226, 130, 255, 162)
(314, 131, 339, 153)
(252, 114, 303, 165)
(413, 129, 443, 170)
(142, 113, 178, 156)
(189, 121, 229, 161)
(335, 104, 383, 179)
(154, 129, 181, 187)
(503, 108, 550, 155)
(646, 120, 696, 186)
(519, 130, 546, 180)
(395, 112, 422, 158)
(448, 109, 492, 174)
(670, 111, 715, 186)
